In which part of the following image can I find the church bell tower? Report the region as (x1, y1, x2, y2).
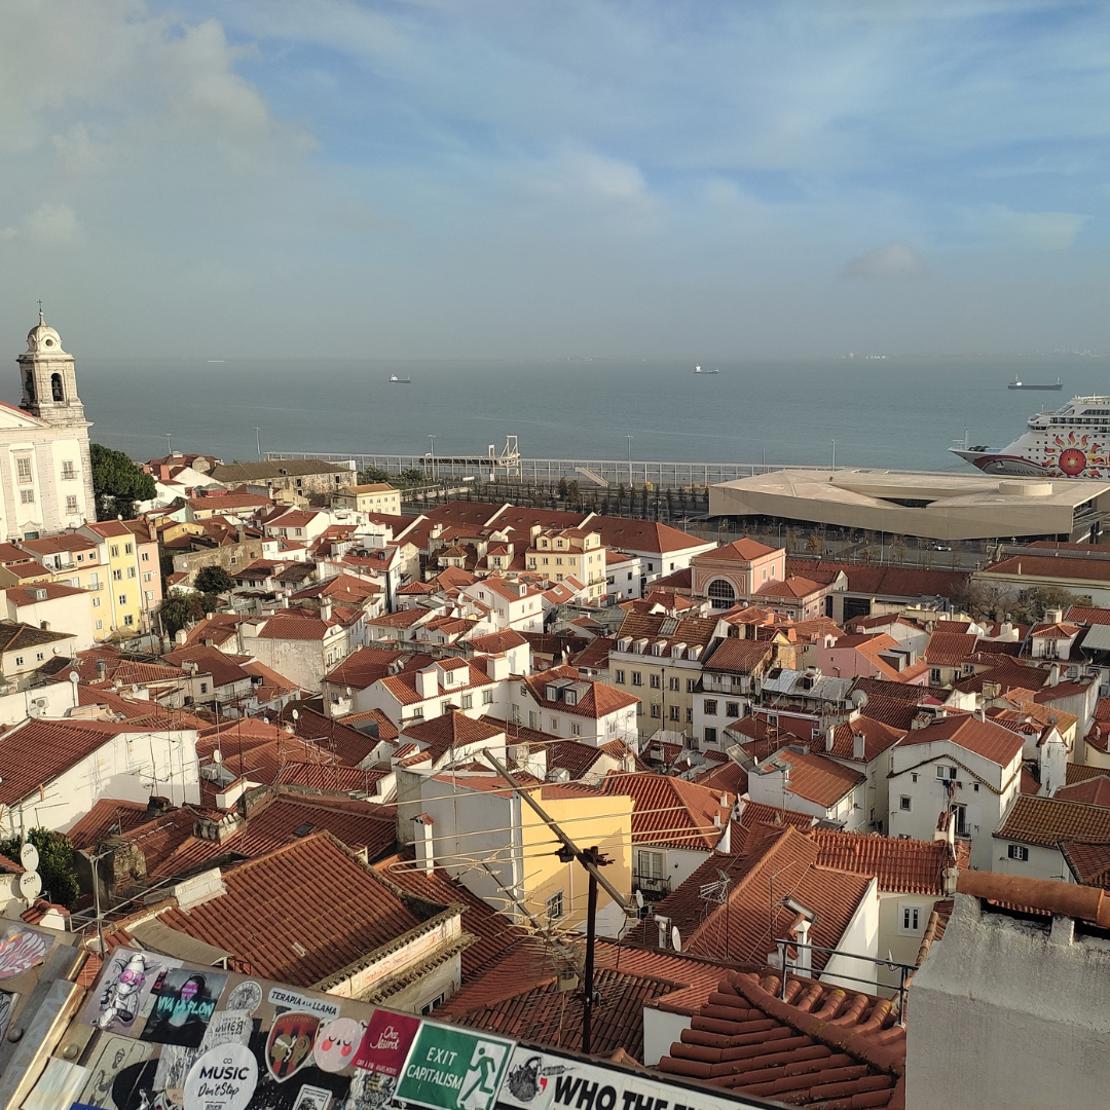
(18, 304, 87, 427)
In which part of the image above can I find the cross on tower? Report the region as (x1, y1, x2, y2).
(36, 299, 44, 325)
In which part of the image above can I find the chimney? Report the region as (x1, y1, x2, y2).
(852, 729, 866, 761)
(825, 724, 836, 753)
(413, 814, 435, 873)
(1045, 607, 1064, 625)
(320, 599, 333, 622)
(416, 667, 437, 700)
(934, 809, 956, 850)
(486, 653, 509, 682)
(794, 917, 813, 977)
(656, 914, 671, 950)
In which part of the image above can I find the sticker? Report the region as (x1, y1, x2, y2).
(266, 1012, 320, 1082)
(501, 1049, 572, 1107)
(354, 1009, 421, 1076)
(224, 979, 263, 1014)
(293, 1084, 333, 1110)
(183, 1042, 258, 1110)
(344, 1069, 399, 1110)
(268, 986, 340, 1020)
(84, 950, 163, 1034)
(77, 1036, 152, 1110)
(0, 926, 48, 979)
(396, 1024, 512, 1110)
(313, 1016, 366, 1073)
(151, 1007, 253, 1095)
(142, 968, 227, 1047)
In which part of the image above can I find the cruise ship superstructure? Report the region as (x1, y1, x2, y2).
(951, 395, 1110, 478)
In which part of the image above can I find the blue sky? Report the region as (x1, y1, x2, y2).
(1, 0, 1108, 358)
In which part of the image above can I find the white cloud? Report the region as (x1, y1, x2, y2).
(842, 242, 927, 280)
(1, 203, 81, 246)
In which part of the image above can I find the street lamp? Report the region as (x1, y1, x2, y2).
(626, 434, 633, 486)
(428, 434, 436, 481)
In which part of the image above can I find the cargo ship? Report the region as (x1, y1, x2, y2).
(1008, 376, 1062, 390)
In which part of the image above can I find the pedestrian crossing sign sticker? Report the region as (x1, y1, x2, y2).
(395, 1022, 513, 1110)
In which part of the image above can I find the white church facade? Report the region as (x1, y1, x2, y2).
(0, 309, 95, 540)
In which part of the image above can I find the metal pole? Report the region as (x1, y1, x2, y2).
(428, 434, 436, 481)
(255, 426, 263, 460)
(582, 847, 599, 1055)
(831, 438, 836, 469)
(626, 435, 633, 486)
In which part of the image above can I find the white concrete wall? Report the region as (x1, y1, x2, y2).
(642, 1008, 692, 1068)
(821, 878, 879, 992)
(0, 681, 76, 726)
(991, 838, 1070, 882)
(876, 892, 938, 991)
(7, 727, 200, 837)
(4, 590, 96, 650)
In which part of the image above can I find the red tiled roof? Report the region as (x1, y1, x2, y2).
(601, 771, 733, 851)
(589, 515, 711, 555)
(704, 637, 773, 674)
(1060, 840, 1110, 889)
(923, 630, 980, 667)
(787, 557, 968, 600)
(616, 610, 719, 650)
(824, 716, 905, 763)
(983, 553, 1110, 584)
(996, 793, 1110, 848)
(400, 712, 504, 762)
(163, 643, 252, 688)
(811, 829, 964, 895)
(151, 833, 427, 985)
(379, 659, 494, 706)
(657, 970, 905, 1107)
(647, 827, 873, 970)
(900, 713, 1024, 766)
(692, 759, 749, 796)
(288, 706, 380, 766)
(1054, 775, 1110, 807)
(5, 582, 88, 605)
(701, 538, 780, 563)
(522, 664, 638, 719)
(754, 575, 823, 600)
(465, 629, 528, 655)
(324, 646, 429, 689)
(65, 798, 150, 849)
(0, 719, 181, 805)
(755, 749, 865, 808)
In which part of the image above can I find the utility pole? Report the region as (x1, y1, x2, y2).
(626, 434, 633, 488)
(255, 426, 263, 460)
(428, 434, 437, 482)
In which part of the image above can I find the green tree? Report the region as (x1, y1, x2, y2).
(557, 478, 569, 499)
(159, 592, 205, 637)
(0, 828, 79, 909)
(91, 443, 156, 521)
(399, 467, 425, 485)
(194, 565, 233, 595)
(357, 465, 391, 483)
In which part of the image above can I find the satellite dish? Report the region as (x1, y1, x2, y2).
(20, 842, 39, 872)
(634, 889, 644, 911)
(850, 690, 869, 709)
(68, 670, 80, 685)
(671, 926, 682, 952)
(19, 870, 42, 902)
(212, 748, 223, 764)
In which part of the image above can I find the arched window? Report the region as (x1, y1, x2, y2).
(51, 373, 64, 402)
(707, 578, 737, 608)
(24, 369, 35, 401)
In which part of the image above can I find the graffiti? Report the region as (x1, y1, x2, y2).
(85, 950, 163, 1033)
(0, 926, 48, 979)
(0, 989, 16, 1042)
(142, 968, 226, 1047)
(78, 1036, 153, 1110)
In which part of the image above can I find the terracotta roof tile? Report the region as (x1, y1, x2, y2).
(523, 665, 638, 719)
(657, 970, 905, 1107)
(995, 793, 1110, 848)
(152, 833, 428, 985)
(754, 749, 865, 808)
(811, 830, 964, 895)
(704, 638, 774, 674)
(1060, 840, 1110, 888)
(900, 713, 1024, 766)
(1055, 775, 1110, 807)
(601, 771, 734, 851)
(65, 798, 151, 850)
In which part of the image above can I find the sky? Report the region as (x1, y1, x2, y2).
(1, 0, 1109, 360)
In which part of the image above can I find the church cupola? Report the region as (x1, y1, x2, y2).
(17, 303, 86, 426)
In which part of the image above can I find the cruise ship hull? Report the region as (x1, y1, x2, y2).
(948, 448, 1051, 477)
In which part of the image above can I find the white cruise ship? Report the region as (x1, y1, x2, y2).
(951, 395, 1110, 478)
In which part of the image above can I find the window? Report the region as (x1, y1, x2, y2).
(636, 849, 664, 879)
(112, 569, 122, 582)
(20, 489, 34, 504)
(650, 704, 661, 719)
(572, 723, 582, 736)
(92, 597, 100, 608)
(14, 656, 23, 667)
(142, 551, 150, 562)
(726, 701, 740, 718)
(704, 699, 718, 716)
(668, 676, 679, 692)
(668, 705, 680, 722)
(686, 679, 696, 693)
(482, 689, 494, 705)
(899, 795, 912, 811)
(930, 668, 942, 684)
(901, 906, 921, 932)
(143, 571, 153, 583)
(953, 803, 970, 837)
(61, 462, 77, 479)
(546, 892, 564, 920)
(420, 993, 446, 1016)
(16, 458, 33, 483)
(685, 707, 693, 723)
(123, 614, 134, 626)
(63, 495, 79, 514)
(935, 765, 956, 780)
(650, 674, 661, 689)
(95, 619, 103, 630)
(707, 578, 736, 608)
(118, 594, 127, 605)
(1007, 844, 1029, 862)
(199, 682, 209, 694)
(631, 671, 642, 686)
(705, 727, 718, 745)
(911, 773, 918, 783)
(127, 567, 136, 578)
(110, 545, 120, 557)
(125, 543, 133, 554)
